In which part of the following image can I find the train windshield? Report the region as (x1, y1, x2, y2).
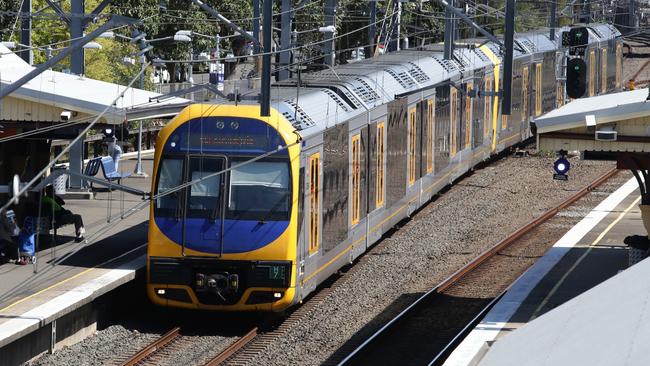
(155, 156, 290, 221)
(155, 158, 183, 215)
(227, 159, 290, 221)
(155, 157, 225, 218)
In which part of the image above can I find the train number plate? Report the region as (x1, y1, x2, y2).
(269, 266, 285, 280)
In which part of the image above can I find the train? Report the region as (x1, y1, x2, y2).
(147, 24, 623, 311)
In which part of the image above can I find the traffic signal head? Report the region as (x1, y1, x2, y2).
(569, 27, 588, 47)
(566, 58, 587, 99)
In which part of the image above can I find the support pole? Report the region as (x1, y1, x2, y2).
(366, 1, 376, 58)
(133, 55, 147, 178)
(396, 1, 402, 52)
(20, 0, 33, 65)
(253, 0, 261, 85)
(502, 0, 515, 116)
(550, 0, 556, 41)
(260, 0, 272, 117)
(323, 0, 336, 66)
(68, 130, 84, 189)
(444, 0, 454, 60)
(70, 0, 85, 75)
(278, 0, 292, 81)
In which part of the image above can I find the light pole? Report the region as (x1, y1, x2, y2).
(133, 54, 148, 178)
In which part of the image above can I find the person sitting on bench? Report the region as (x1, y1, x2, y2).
(42, 185, 85, 242)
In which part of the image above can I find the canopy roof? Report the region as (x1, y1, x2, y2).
(0, 44, 189, 124)
(535, 88, 650, 134)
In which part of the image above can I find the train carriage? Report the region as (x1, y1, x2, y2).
(147, 24, 624, 311)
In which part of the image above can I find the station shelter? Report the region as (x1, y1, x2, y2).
(535, 87, 650, 233)
(0, 43, 189, 199)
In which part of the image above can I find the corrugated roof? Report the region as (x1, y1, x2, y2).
(534, 88, 650, 133)
(0, 44, 189, 124)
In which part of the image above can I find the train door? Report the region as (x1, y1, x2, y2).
(464, 82, 473, 151)
(306, 150, 322, 259)
(588, 48, 596, 97)
(522, 65, 529, 125)
(366, 115, 387, 247)
(179, 156, 226, 256)
(601, 47, 608, 94)
(535, 63, 542, 117)
(450, 87, 459, 157)
(407, 106, 417, 187)
(484, 76, 493, 146)
(471, 74, 484, 150)
(434, 84, 450, 173)
(616, 42, 623, 89)
(426, 97, 435, 174)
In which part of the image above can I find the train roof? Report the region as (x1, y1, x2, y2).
(238, 23, 620, 135)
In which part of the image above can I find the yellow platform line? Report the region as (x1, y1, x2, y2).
(530, 195, 641, 320)
(0, 243, 147, 313)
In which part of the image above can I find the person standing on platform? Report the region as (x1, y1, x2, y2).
(107, 136, 123, 171)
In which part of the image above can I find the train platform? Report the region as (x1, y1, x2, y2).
(0, 152, 153, 365)
(444, 174, 647, 366)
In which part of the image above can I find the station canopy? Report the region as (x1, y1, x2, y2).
(534, 88, 650, 156)
(0, 43, 190, 125)
(535, 88, 650, 134)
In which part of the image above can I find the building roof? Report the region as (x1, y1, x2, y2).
(534, 88, 650, 134)
(0, 44, 189, 124)
(478, 257, 650, 366)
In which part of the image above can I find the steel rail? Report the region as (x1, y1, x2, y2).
(120, 327, 181, 366)
(204, 327, 259, 366)
(338, 166, 619, 365)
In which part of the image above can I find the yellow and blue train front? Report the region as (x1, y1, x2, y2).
(147, 105, 299, 311)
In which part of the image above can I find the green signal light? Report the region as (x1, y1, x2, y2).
(574, 65, 580, 70)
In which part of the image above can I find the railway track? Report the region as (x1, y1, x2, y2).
(333, 167, 620, 366)
(119, 327, 185, 366)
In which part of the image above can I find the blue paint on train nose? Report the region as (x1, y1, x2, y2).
(154, 217, 289, 254)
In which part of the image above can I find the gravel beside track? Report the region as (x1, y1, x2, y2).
(340, 170, 630, 366)
(245, 150, 621, 366)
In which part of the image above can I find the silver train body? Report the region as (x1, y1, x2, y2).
(240, 24, 623, 305)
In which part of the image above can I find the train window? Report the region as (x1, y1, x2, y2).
(228, 159, 290, 221)
(484, 77, 493, 139)
(465, 83, 472, 149)
(427, 100, 434, 173)
(589, 49, 595, 97)
(535, 63, 542, 116)
(351, 134, 361, 226)
(408, 108, 417, 185)
(450, 88, 458, 156)
(376, 122, 385, 208)
(616, 43, 622, 89)
(601, 48, 608, 93)
(155, 158, 184, 214)
(522, 66, 529, 122)
(187, 157, 225, 218)
(309, 153, 320, 255)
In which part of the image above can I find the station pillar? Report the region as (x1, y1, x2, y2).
(619, 154, 650, 236)
(68, 131, 85, 191)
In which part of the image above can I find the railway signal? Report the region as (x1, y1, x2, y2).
(568, 27, 588, 56)
(567, 58, 587, 99)
(553, 150, 570, 181)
